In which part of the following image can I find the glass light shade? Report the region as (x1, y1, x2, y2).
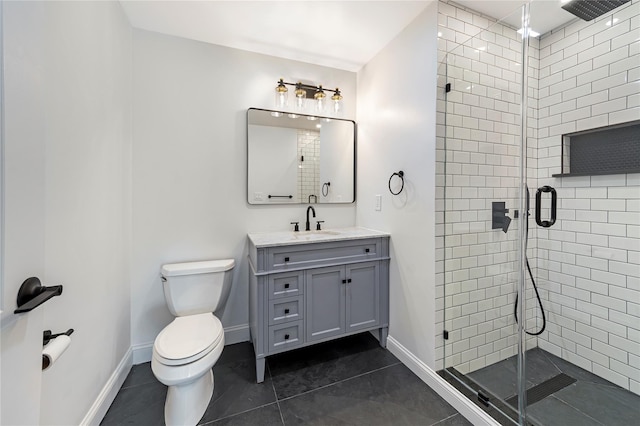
(294, 82, 306, 111)
(331, 88, 343, 115)
(275, 79, 288, 108)
(314, 86, 326, 113)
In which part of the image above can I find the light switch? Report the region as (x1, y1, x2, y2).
(375, 194, 382, 211)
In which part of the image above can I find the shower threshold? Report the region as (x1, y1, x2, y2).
(441, 347, 640, 426)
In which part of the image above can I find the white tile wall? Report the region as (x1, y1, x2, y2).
(436, 0, 538, 374)
(437, 0, 640, 395)
(535, 0, 640, 394)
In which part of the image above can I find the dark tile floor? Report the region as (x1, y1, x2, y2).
(102, 333, 471, 426)
(466, 347, 640, 426)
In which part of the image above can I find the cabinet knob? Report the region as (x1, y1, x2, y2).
(284, 334, 290, 340)
(284, 283, 290, 289)
(284, 308, 290, 314)
(284, 257, 290, 262)
(365, 248, 370, 253)
(347, 278, 352, 283)
(342, 279, 347, 284)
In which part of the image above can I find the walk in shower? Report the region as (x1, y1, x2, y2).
(436, 0, 639, 424)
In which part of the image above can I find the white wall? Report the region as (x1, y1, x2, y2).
(356, 1, 439, 368)
(320, 121, 354, 202)
(1, 2, 47, 424)
(2, 0, 132, 424)
(131, 29, 357, 351)
(248, 125, 298, 202)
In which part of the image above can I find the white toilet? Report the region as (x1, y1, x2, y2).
(151, 259, 235, 426)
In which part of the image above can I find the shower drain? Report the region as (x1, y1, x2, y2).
(506, 373, 576, 407)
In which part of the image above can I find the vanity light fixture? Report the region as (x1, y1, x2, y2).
(275, 79, 344, 115)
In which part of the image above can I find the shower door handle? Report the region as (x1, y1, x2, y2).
(535, 186, 557, 228)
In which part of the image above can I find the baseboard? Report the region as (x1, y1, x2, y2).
(386, 336, 500, 426)
(132, 323, 250, 365)
(80, 347, 132, 426)
(223, 323, 250, 345)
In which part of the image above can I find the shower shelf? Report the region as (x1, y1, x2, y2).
(553, 121, 639, 177)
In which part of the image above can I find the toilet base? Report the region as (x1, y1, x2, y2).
(164, 369, 214, 426)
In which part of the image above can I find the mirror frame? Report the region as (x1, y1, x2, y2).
(246, 107, 357, 205)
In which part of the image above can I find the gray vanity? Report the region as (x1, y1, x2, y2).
(248, 227, 390, 383)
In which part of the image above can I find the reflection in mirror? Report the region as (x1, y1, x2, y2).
(247, 108, 356, 204)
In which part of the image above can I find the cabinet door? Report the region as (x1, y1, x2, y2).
(346, 261, 380, 333)
(305, 265, 346, 342)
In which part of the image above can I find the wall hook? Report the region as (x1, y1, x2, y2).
(388, 171, 405, 195)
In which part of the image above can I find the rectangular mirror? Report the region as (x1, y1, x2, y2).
(247, 108, 356, 204)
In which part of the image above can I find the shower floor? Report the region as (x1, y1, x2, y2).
(464, 347, 640, 426)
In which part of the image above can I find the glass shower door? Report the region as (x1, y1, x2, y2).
(438, 3, 535, 424)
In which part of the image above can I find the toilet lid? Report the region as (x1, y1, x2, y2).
(154, 313, 223, 365)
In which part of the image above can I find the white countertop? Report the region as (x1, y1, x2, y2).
(248, 227, 390, 248)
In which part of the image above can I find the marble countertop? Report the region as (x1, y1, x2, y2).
(248, 227, 390, 248)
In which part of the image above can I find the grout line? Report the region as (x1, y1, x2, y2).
(198, 402, 280, 426)
(274, 361, 402, 404)
(266, 361, 287, 426)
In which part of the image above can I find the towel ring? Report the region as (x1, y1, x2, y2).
(322, 182, 331, 197)
(388, 171, 404, 195)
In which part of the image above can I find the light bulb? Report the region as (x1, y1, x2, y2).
(275, 79, 288, 108)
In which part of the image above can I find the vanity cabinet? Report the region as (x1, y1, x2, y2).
(248, 229, 390, 383)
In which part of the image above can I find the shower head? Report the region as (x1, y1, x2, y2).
(561, 0, 631, 21)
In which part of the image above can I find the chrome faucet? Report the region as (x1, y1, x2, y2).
(305, 205, 316, 231)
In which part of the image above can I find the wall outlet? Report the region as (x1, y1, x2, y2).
(375, 194, 382, 211)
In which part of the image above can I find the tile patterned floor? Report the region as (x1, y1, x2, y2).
(466, 347, 640, 426)
(101, 333, 471, 426)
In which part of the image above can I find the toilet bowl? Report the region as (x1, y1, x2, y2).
(151, 259, 234, 426)
(152, 314, 224, 425)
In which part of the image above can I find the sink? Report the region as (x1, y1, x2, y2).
(247, 227, 391, 248)
(292, 230, 342, 240)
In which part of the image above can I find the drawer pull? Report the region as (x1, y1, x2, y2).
(284, 283, 290, 289)
(284, 334, 290, 340)
(284, 308, 290, 314)
(284, 257, 290, 262)
(365, 248, 370, 253)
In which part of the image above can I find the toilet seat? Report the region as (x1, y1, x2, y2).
(154, 313, 224, 366)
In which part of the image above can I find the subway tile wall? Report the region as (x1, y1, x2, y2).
(435, 0, 539, 375)
(297, 130, 320, 203)
(436, 0, 639, 395)
(535, 0, 640, 394)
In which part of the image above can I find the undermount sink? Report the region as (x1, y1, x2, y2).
(247, 227, 390, 248)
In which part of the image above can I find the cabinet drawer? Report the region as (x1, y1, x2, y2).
(268, 296, 303, 325)
(268, 271, 303, 299)
(268, 239, 380, 271)
(268, 321, 304, 352)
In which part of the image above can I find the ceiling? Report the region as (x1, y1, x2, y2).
(120, 1, 581, 72)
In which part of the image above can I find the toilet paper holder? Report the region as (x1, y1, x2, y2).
(43, 329, 74, 346)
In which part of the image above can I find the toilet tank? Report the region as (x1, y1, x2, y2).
(161, 259, 235, 316)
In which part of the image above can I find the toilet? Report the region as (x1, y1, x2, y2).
(151, 259, 235, 426)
